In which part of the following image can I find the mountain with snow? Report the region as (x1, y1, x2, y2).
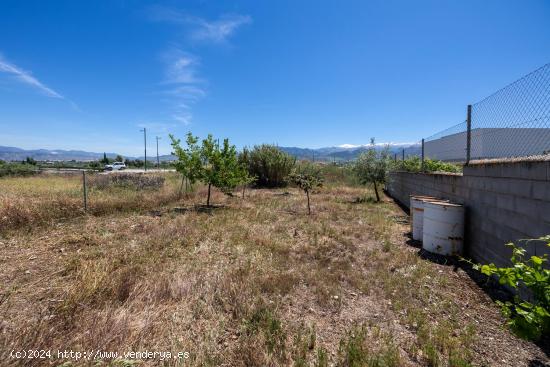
(0, 142, 420, 163)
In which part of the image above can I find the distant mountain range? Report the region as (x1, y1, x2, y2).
(0, 143, 420, 162)
(279, 143, 421, 161)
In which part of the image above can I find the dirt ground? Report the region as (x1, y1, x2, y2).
(0, 183, 548, 366)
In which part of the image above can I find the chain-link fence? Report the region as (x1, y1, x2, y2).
(418, 62, 550, 163)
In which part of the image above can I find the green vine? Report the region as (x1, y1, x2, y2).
(470, 236, 550, 340)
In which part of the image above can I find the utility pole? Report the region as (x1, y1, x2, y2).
(140, 128, 147, 171)
(156, 136, 161, 169)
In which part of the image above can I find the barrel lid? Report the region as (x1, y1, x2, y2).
(411, 196, 437, 202)
(420, 198, 449, 202)
(424, 201, 462, 208)
(411, 196, 448, 204)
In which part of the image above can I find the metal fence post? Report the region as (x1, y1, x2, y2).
(422, 139, 430, 172)
(466, 104, 472, 165)
(82, 171, 88, 212)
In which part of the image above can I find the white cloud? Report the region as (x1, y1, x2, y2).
(164, 51, 201, 84)
(150, 6, 251, 43)
(189, 14, 251, 43)
(0, 55, 64, 99)
(161, 48, 206, 126)
(172, 112, 193, 125)
(0, 54, 79, 110)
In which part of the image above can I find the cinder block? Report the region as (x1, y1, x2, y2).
(532, 181, 550, 201)
(502, 179, 533, 198)
(499, 161, 548, 181)
(536, 201, 550, 224)
(495, 194, 515, 212)
(463, 164, 487, 177)
(513, 196, 540, 219)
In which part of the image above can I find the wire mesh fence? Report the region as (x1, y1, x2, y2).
(419, 62, 550, 163)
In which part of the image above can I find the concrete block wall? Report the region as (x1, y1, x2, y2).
(386, 160, 550, 266)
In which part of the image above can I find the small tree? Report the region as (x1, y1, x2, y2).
(25, 156, 37, 165)
(288, 163, 323, 214)
(239, 169, 256, 198)
(200, 135, 243, 206)
(170, 133, 202, 194)
(353, 138, 391, 202)
(171, 133, 245, 206)
(115, 154, 124, 162)
(102, 152, 110, 164)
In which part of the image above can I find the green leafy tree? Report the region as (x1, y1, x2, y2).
(469, 237, 550, 340)
(200, 135, 243, 205)
(288, 162, 323, 214)
(115, 154, 124, 162)
(25, 156, 37, 165)
(353, 138, 391, 202)
(171, 133, 245, 206)
(170, 133, 202, 193)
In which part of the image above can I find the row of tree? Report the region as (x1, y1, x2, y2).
(169, 132, 394, 213)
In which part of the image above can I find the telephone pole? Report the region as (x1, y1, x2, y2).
(156, 136, 161, 169)
(140, 128, 147, 171)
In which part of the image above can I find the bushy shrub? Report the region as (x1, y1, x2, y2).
(244, 145, 295, 188)
(88, 173, 165, 190)
(394, 156, 461, 173)
(0, 162, 41, 177)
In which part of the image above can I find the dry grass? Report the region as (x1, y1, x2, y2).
(0, 173, 548, 366)
(0, 172, 181, 232)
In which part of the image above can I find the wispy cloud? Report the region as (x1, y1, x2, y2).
(137, 122, 177, 133)
(163, 50, 202, 84)
(189, 14, 251, 43)
(149, 6, 251, 43)
(161, 48, 206, 125)
(0, 54, 64, 99)
(0, 54, 79, 110)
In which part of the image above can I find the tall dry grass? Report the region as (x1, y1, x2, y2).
(0, 172, 181, 232)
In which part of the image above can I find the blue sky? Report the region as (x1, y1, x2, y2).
(1, 0, 549, 156)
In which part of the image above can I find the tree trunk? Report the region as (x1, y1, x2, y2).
(179, 175, 185, 198)
(207, 183, 212, 206)
(306, 190, 311, 215)
(242, 185, 245, 198)
(373, 181, 380, 202)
